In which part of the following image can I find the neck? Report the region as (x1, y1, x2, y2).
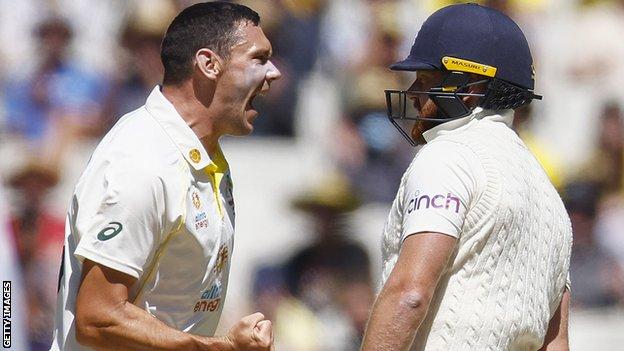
(161, 81, 221, 155)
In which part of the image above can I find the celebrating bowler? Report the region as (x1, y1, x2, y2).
(51, 2, 281, 350)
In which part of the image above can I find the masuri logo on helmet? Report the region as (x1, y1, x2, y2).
(441, 56, 497, 78)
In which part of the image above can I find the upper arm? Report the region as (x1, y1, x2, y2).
(75, 260, 137, 335)
(386, 232, 457, 298)
(73, 156, 168, 279)
(538, 288, 570, 351)
(401, 141, 484, 241)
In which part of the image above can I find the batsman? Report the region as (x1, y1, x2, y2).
(362, 4, 572, 351)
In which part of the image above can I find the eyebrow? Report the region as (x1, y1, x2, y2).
(252, 47, 272, 58)
(416, 71, 434, 80)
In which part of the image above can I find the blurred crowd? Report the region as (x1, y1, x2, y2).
(1, 0, 624, 350)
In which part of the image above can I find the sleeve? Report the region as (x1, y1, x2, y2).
(401, 140, 484, 242)
(73, 158, 167, 279)
(565, 272, 571, 291)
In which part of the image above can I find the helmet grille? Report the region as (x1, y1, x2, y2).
(482, 79, 541, 110)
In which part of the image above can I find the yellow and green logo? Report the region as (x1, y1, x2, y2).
(97, 222, 123, 241)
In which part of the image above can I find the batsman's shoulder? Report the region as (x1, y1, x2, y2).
(415, 139, 475, 166)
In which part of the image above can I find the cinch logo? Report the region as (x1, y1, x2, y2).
(407, 191, 460, 214)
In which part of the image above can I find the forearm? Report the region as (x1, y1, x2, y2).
(538, 289, 570, 351)
(77, 300, 231, 351)
(361, 287, 429, 351)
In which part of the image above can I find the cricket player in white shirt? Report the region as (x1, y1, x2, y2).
(362, 4, 572, 351)
(51, 2, 281, 350)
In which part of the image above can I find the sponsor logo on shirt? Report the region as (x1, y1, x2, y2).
(213, 244, 229, 274)
(192, 191, 201, 209)
(194, 281, 222, 313)
(407, 191, 460, 214)
(195, 212, 208, 230)
(201, 282, 222, 300)
(97, 222, 123, 241)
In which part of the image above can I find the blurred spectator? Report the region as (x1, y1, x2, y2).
(584, 102, 624, 284)
(564, 181, 624, 308)
(335, 12, 414, 203)
(0, 1, 622, 349)
(102, 0, 175, 124)
(565, 0, 624, 91)
(513, 104, 565, 189)
(0, 172, 29, 351)
(282, 173, 373, 350)
(578, 102, 624, 194)
(318, 0, 371, 74)
(596, 194, 624, 282)
(243, 0, 326, 136)
(251, 265, 324, 351)
(2, 16, 109, 163)
(276, 0, 325, 78)
(7, 162, 64, 350)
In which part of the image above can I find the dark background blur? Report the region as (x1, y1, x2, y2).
(1, 0, 623, 350)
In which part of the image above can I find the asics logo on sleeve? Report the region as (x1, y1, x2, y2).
(97, 222, 123, 241)
(407, 191, 460, 214)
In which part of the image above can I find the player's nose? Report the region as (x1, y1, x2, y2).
(261, 60, 281, 94)
(408, 94, 421, 110)
(266, 60, 281, 83)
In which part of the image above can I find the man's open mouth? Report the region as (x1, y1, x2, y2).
(247, 89, 263, 110)
(247, 94, 256, 110)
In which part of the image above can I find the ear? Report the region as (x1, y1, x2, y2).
(195, 48, 223, 80)
(461, 86, 475, 104)
(461, 74, 487, 105)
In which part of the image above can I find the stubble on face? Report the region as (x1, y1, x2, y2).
(409, 71, 442, 144)
(405, 71, 488, 145)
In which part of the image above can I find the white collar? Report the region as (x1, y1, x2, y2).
(144, 86, 213, 170)
(422, 107, 514, 143)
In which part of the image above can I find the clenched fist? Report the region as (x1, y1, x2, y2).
(225, 312, 274, 351)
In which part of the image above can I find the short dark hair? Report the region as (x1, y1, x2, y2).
(161, 1, 260, 85)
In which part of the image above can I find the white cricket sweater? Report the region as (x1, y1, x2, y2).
(381, 108, 572, 350)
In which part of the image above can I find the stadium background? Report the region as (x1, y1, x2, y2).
(1, 0, 623, 349)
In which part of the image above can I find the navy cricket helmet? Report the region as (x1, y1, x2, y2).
(385, 3, 542, 146)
